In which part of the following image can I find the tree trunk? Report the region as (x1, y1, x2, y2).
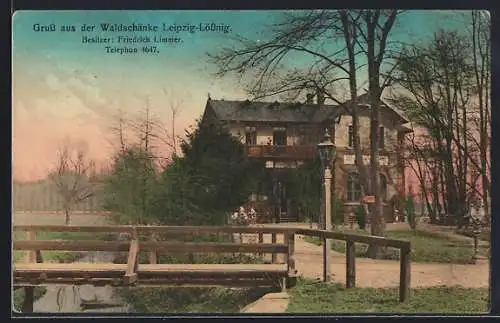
(472, 10, 491, 225)
(364, 10, 387, 259)
(339, 10, 369, 198)
(65, 208, 70, 225)
(366, 96, 385, 258)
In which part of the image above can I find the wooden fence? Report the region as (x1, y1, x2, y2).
(295, 228, 412, 302)
(13, 224, 412, 313)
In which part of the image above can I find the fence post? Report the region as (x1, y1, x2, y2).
(22, 287, 34, 313)
(24, 231, 36, 264)
(271, 233, 277, 264)
(399, 244, 412, 302)
(258, 232, 264, 259)
(125, 228, 140, 285)
(346, 240, 356, 288)
(148, 233, 158, 264)
(287, 233, 296, 274)
(23, 230, 36, 312)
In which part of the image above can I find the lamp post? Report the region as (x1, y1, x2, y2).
(317, 128, 335, 282)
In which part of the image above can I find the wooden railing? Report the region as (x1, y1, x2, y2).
(13, 225, 297, 285)
(295, 228, 412, 302)
(245, 145, 317, 160)
(13, 224, 412, 312)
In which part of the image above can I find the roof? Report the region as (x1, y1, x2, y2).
(205, 94, 409, 125)
(341, 93, 409, 123)
(206, 99, 341, 124)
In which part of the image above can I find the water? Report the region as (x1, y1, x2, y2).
(32, 251, 131, 313)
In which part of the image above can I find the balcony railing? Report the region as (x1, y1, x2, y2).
(245, 145, 317, 160)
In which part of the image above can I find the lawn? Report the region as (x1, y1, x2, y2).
(119, 286, 273, 313)
(304, 229, 489, 264)
(286, 278, 489, 313)
(456, 229, 491, 242)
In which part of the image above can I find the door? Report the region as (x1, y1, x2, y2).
(278, 181, 287, 214)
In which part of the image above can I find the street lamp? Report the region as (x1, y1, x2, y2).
(317, 128, 336, 282)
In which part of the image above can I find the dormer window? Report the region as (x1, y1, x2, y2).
(269, 101, 280, 111)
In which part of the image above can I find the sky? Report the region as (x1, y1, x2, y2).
(12, 10, 474, 181)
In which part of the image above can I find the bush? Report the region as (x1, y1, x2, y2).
(332, 193, 345, 225)
(406, 195, 417, 230)
(355, 205, 366, 230)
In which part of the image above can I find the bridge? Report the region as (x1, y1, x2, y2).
(13, 224, 412, 313)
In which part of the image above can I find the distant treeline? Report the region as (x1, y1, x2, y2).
(12, 179, 104, 213)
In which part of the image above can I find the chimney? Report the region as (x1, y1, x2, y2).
(316, 89, 325, 106)
(306, 93, 314, 104)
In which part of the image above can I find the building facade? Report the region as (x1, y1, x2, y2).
(201, 93, 412, 223)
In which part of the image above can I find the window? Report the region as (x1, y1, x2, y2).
(245, 130, 257, 145)
(347, 172, 362, 202)
(380, 173, 387, 201)
(379, 126, 385, 149)
(348, 125, 354, 147)
(273, 129, 287, 146)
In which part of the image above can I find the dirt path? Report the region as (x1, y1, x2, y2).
(240, 232, 489, 288)
(293, 235, 489, 288)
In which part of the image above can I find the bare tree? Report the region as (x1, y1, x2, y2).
(108, 109, 129, 154)
(471, 10, 491, 223)
(49, 143, 96, 225)
(207, 10, 403, 258)
(360, 10, 400, 258)
(162, 88, 189, 156)
(389, 24, 489, 228)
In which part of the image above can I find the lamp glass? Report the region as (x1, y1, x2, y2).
(317, 129, 334, 169)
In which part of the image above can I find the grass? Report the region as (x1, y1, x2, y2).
(304, 229, 489, 264)
(119, 286, 272, 313)
(286, 278, 489, 313)
(456, 229, 491, 242)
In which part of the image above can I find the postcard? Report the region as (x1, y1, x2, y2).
(12, 9, 491, 315)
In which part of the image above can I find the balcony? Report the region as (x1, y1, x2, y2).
(245, 145, 317, 160)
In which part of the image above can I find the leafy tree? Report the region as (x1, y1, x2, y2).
(288, 157, 322, 223)
(104, 120, 266, 227)
(151, 156, 205, 225)
(102, 147, 157, 225)
(288, 157, 345, 226)
(177, 121, 266, 218)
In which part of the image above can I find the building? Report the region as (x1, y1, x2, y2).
(201, 93, 412, 223)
